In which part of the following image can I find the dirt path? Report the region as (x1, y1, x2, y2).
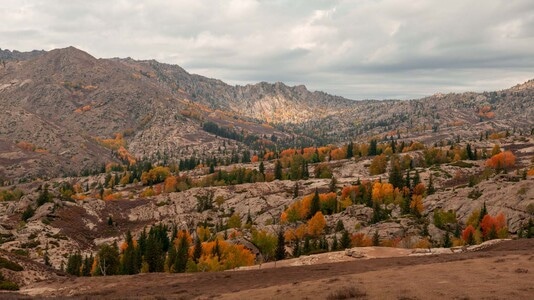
(12, 239, 534, 299)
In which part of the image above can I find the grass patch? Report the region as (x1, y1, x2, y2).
(327, 286, 367, 300)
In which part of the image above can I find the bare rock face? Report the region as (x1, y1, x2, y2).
(425, 178, 534, 232)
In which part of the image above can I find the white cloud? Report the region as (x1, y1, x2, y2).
(0, 0, 533, 99)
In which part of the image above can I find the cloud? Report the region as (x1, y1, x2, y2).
(0, 0, 533, 99)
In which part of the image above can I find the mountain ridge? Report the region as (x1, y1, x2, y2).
(0, 46, 533, 180)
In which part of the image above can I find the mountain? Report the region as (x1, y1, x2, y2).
(0, 46, 533, 181)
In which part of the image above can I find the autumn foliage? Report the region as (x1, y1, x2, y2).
(486, 151, 516, 170)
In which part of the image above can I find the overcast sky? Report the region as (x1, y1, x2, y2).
(1, 0, 533, 100)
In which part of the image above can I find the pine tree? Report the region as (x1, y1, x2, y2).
(335, 219, 345, 232)
(121, 230, 138, 275)
(308, 189, 321, 219)
(259, 161, 265, 176)
(174, 231, 189, 273)
(303, 236, 311, 254)
(340, 230, 351, 249)
(346, 141, 354, 159)
(388, 156, 404, 189)
(193, 237, 202, 263)
(331, 234, 339, 251)
(372, 231, 380, 246)
(275, 229, 285, 261)
(274, 160, 283, 180)
(442, 232, 452, 248)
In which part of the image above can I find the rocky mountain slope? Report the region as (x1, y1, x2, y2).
(0, 47, 533, 181)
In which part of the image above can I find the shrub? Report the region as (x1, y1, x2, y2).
(0, 257, 23, 271)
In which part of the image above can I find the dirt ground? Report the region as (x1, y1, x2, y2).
(7, 239, 534, 299)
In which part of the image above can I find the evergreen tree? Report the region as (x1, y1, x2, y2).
(36, 185, 51, 206)
(346, 141, 354, 159)
(331, 234, 339, 251)
(136, 228, 147, 271)
(388, 156, 404, 189)
(174, 230, 190, 273)
(369, 139, 378, 156)
(466, 144, 474, 160)
(308, 189, 321, 219)
(66, 252, 82, 276)
(259, 161, 265, 176)
(121, 230, 138, 275)
(340, 230, 351, 249)
(303, 236, 311, 254)
(275, 229, 285, 261)
(82, 254, 93, 277)
(442, 232, 452, 248)
(335, 219, 345, 232)
(193, 237, 202, 263)
(372, 231, 380, 246)
(274, 160, 283, 180)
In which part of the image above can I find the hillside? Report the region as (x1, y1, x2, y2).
(0, 47, 533, 181)
(0, 47, 533, 297)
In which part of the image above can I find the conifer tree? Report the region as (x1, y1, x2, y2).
(340, 230, 351, 249)
(274, 160, 283, 180)
(372, 231, 380, 246)
(346, 141, 354, 158)
(275, 229, 285, 261)
(193, 237, 202, 263)
(308, 189, 321, 219)
(388, 156, 404, 189)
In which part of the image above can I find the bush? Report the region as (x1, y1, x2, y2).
(0, 257, 23, 271)
(0, 281, 20, 291)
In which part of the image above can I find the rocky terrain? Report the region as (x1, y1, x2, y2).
(0, 47, 533, 298)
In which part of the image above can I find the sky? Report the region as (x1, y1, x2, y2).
(1, 0, 533, 100)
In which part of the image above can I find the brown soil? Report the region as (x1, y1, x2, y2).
(10, 239, 534, 299)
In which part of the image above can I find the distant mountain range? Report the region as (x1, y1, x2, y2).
(0, 47, 532, 180)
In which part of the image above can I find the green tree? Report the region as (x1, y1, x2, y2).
(308, 189, 321, 219)
(274, 160, 283, 180)
(372, 231, 380, 246)
(388, 156, 404, 189)
(346, 141, 354, 159)
(275, 229, 285, 261)
(193, 237, 202, 263)
(66, 252, 82, 276)
(173, 230, 190, 273)
(97, 243, 120, 276)
(340, 230, 351, 249)
(252, 229, 277, 262)
(121, 230, 138, 275)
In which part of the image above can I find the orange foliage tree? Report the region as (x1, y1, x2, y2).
(307, 212, 326, 237)
(371, 181, 394, 204)
(486, 151, 516, 171)
(480, 213, 507, 240)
